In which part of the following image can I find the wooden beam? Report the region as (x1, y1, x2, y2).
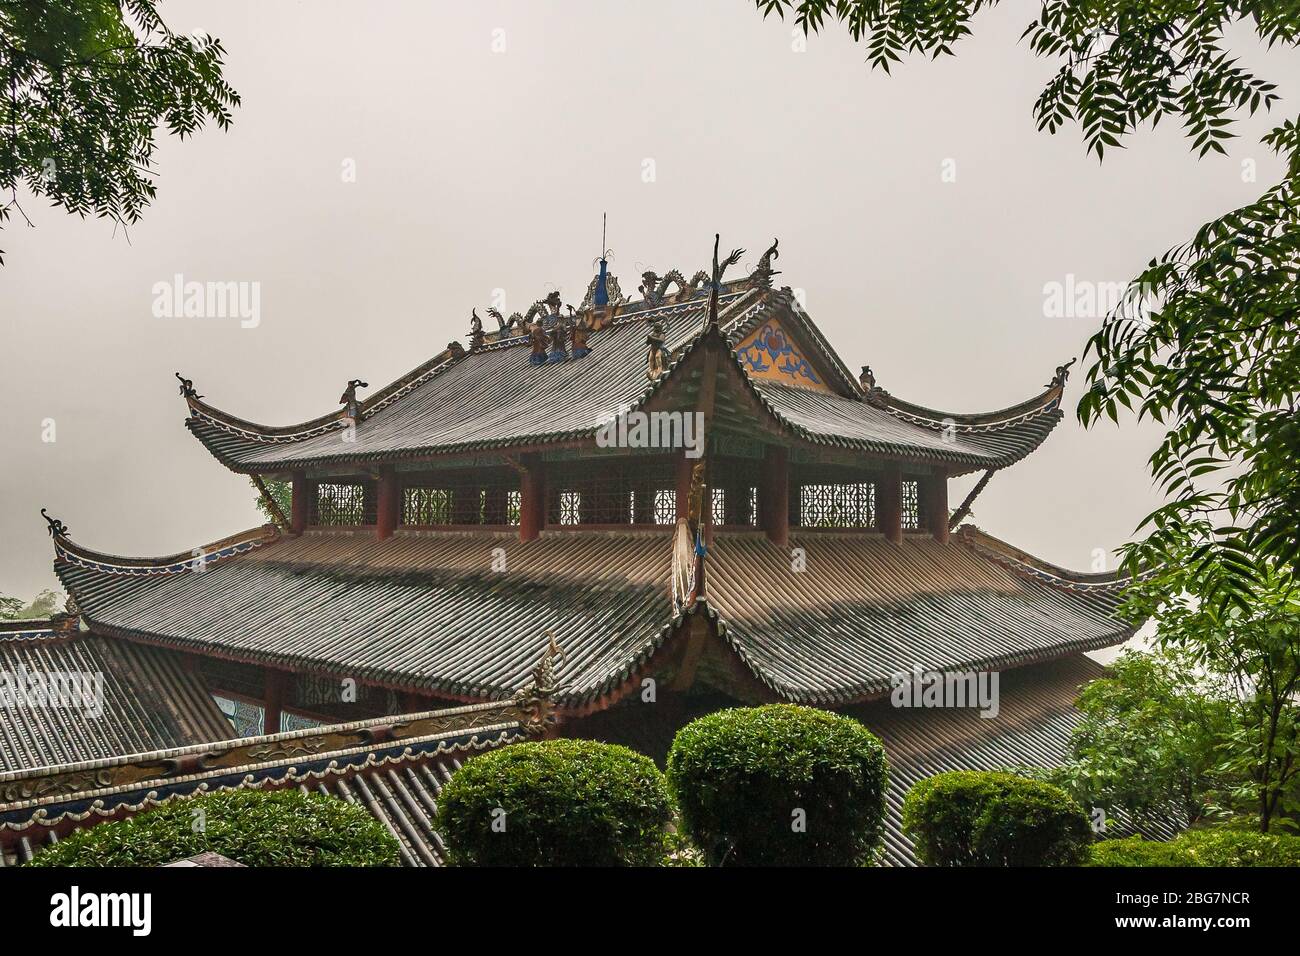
(290, 472, 308, 534)
(879, 462, 903, 545)
(675, 451, 694, 521)
(375, 468, 399, 540)
(263, 669, 286, 735)
(518, 453, 545, 542)
(763, 445, 789, 548)
(924, 470, 950, 543)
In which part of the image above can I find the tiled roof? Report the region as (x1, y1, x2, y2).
(752, 380, 1062, 468)
(52, 524, 1132, 709)
(0, 621, 232, 772)
(1, 653, 1175, 868)
(705, 528, 1129, 705)
(849, 654, 1100, 865)
(183, 280, 1065, 476)
(0, 695, 541, 866)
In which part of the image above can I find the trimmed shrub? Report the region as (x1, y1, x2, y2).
(434, 739, 674, 866)
(28, 788, 400, 867)
(666, 704, 889, 866)
(1089, 829, 1300, 867)
(902, 770, 1092, 866)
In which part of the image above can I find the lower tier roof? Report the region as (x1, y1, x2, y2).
(52, 524, 1133, 708)
(0, 652, 1179, 868)
(0, 621, 232, 773)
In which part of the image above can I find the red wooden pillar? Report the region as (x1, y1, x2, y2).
(519, 454, 545, 542)
(263, 670, 285, 735)
(675, 451, 694, 522)
(923, 470, 949, 544)
(290, 471, 308, 534)
(376, 468, 399, 539)
(879, 462, 903, 545)
(763, 445, 789, 548)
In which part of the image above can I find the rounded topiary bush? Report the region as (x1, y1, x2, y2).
(434, 739, 674, 866)
(28, 788, 401, 867)
(1089, 829, 1300, 867)
(666, 704, 889, 866)
(902, 770, 1091, 866)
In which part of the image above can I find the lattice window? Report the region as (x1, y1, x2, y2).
(401, 468, 520, 526)
(711, 487, 726, 526)
(313, 482, 373, 525)
(902, 479, 920, 530)
(798, 482, 876, 528)
(404, 486, 451, 525)
(654, 488, 676, 525)
(546, 456, 676, 526)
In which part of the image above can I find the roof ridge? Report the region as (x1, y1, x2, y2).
(183, 287, 755, 451)
(53, 524, 279, 576)
(955, 524, 1133, 591)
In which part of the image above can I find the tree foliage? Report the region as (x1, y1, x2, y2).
(901, 770, 1093, 866)
(1119, 555, 1300, 832)
(251, 477, 292, 527)
(28, 788, 401, 867)
(0, 0, 239, 262)
(755, 2, 1300, 606)
(666, 704, 889, 866)
(0, 588, 63, 620)
(1044, 647, 1236, 830)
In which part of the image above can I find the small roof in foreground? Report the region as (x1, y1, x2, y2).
(0, 621, 232, 773)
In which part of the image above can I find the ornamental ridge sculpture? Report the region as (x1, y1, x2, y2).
(339, 379, 368, 421)
(41, 508, 68, 538)
(174, 372, 202, 400)
(639, 268, 711, 307)
(467, 308, 485, 351)
(646, 318, 669, 381)
(751, 238, 780, 290)
(1047, 358, 1076, 390)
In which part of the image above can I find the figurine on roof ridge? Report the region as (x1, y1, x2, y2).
(468, 309, 485, 351)
(1047, 358, 1076, 390)
(339, 379, 367, 421)
(752, 238, 780, 290)
(41, 508, 68, 538)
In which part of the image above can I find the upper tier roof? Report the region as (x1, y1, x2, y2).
(50, 523, 1133, 709)
(181, 270, 1070, 476)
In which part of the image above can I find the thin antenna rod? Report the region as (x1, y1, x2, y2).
(601, 212, 607, 259)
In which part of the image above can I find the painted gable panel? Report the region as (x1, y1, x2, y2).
(734, 318, 832, 393)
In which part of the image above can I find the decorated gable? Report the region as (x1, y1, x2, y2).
(734, 319, 832, 393)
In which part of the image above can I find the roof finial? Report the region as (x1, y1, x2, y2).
(339, 379, 368, 422)
(175, 372, 202, 400)
(646, 319, 669, 381)
(705, 233, 745, 332)
(467, 308, 485, 350)
(1047, 358, 1076, 390)
(752, 238, 780, 290)
(41, 508, 68, 538)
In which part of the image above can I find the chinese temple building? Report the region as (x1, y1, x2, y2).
(3, 239, 1140, 865)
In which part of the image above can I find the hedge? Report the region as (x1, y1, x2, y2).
(28, 788, 401, 867)
(434, 738, 674, 866)
(902, 770, 1092, 866)
(666, 704, 889, 866)
(1089, 828, 1300, 867)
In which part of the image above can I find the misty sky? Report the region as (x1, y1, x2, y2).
(2, 1, 1296, 600)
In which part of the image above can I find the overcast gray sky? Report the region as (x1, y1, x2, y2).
(2, 1, 1296, 600)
